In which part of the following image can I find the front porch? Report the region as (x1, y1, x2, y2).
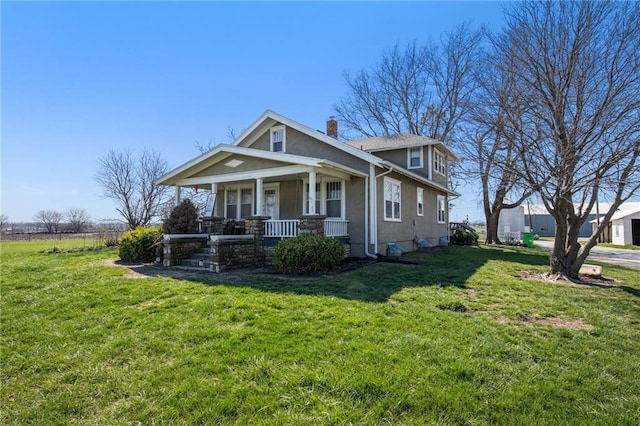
(163, 215, 351, 273)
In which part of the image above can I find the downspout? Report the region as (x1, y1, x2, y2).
(365, 162, 394, 258)
(364, 174, 375, 259)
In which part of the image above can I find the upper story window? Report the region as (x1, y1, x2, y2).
(408, 147, 423, 169)
(270, 126, 286, 152)
(434, 149, 446, 175)
(384, 177, 401, 221)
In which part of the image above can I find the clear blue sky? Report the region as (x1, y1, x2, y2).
(2, 1, 507, 224)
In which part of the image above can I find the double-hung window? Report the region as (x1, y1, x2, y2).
(384, 178, 401, 221)
(408, 147, 423, 169)
(304, 182, 321, 215)
(302, 179, 345, 218)
(325, 181, 342, 218)
(434, 149, 446, 175)
(437, 195, 446, 223)
(225, 187, 253, 220)
(271, 126, 285, 152)
(417, 188, 424, 216)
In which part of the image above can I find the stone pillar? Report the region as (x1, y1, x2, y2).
(202, 216, 225, 235)
(244, 215, 270, 238)
(299, 214, 326, 235)
(245, 215, 270, 265)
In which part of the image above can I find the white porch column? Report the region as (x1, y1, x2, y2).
(211, 183, 218, 216)
(308, 171, 317, 215)
(174, 186, 181, 207)
(255, 178, 263, 216)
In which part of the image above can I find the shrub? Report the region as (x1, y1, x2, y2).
(451, 230, 478, 245)
(163, 199, 199, 234)
(119, 226, 163, 262)
(273, 233, 345, 275)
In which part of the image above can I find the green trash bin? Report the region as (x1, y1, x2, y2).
(522, 232, 535, 248)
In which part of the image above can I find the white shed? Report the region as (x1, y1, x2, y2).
(610, 208, 640, 246)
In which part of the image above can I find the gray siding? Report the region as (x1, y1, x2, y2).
(375, 170, 448, 254)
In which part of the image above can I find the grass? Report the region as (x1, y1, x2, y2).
(1, 239, 639, 424)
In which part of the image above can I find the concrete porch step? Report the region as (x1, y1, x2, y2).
(179, 258, 211, 268)
(172, 265, 212, 273)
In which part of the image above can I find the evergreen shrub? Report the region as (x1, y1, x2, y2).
(273, 233, 345, 275)
(163, 199, 199, 234)
(451, 230, 479, 245)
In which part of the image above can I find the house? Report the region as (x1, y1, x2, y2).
(155, 110, 458, 267)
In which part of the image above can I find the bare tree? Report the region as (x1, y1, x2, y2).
(66, 208, 91, 233)
(95, 149, 171, 230)
(335, 23, 483, 143)
(0, 214, 8, 234)
(458, 37, 537, 244)
(499, 1, 640, 279)
(35, 210, 63, 233)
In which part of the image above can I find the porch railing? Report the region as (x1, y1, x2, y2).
(263, 219, 349, 238)
(264, 220, 300, 238)
(324, 219, 349, 237)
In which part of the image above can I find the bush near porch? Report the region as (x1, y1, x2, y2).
(273, 233, 345, 275)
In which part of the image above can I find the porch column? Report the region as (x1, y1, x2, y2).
(211, 183, 218, 216)
(174, 186, 181, 207)
(308, 171, 317, 215)
(255, 178, 263, 216)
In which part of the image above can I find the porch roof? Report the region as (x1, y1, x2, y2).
(155, 145, 368, 187)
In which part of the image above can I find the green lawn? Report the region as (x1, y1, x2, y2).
(1, 240, 639, 425)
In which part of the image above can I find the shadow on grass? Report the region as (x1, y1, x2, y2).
(620, 286, 640, 298)
(167, 245, 552, 303)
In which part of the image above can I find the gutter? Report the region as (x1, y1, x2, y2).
(365, 163, 395, 259)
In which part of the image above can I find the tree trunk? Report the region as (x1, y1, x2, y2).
(485, 210, 502, 244)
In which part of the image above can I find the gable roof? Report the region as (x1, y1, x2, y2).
(345, 133, 458, 160)
(155, 144, 367, 186)
(232, 110, 386, 166)
(155, 110, 459, 195)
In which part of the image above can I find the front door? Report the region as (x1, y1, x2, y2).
(263, 186, 279, 219)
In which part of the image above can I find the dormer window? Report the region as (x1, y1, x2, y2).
(408, 147, 423, 169)
(271, 126, 286, 152)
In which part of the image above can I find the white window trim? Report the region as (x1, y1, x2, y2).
(417, 187, 424, 217)
(407, 147, 423, 169)
(224, 184, 254, 220)
(270, 125, 286, 153)
(302, 177, 346, 219)
(437, 194, 446, 224)
(384, 177, 402, 222)
(262, 183, 280, 219)
(434, 149, 446, 176)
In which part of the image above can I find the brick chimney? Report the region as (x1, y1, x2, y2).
(326, 116, 338, 139)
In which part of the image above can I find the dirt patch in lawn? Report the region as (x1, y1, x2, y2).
(519, 270, 623, 287)
(497, 313, 594, 330)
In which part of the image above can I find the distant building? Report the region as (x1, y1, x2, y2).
(594, 205, 640, 246)
(498, 205, 525, 241)
(525, 202, 640, 242)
